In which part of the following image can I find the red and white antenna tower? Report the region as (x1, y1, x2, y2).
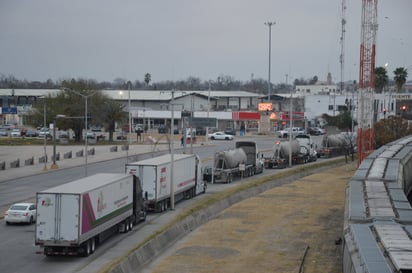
(357, 0, 378, 166)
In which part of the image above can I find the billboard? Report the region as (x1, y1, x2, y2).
(258, 103, 272, 111)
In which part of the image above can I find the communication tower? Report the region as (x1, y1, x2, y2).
(357, 0, 378, 166)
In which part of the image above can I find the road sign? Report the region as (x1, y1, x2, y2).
(0, 107, 17, 114)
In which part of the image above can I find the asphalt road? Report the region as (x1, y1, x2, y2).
(0, 135, 326, 273)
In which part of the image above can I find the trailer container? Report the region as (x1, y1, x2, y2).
(126, 154, 206, 212)
(35, 173, 146, 256)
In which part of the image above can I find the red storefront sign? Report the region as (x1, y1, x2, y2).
(280, 111, 304, 120)
(232, 112, 261, 120)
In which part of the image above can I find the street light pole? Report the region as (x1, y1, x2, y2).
(66, 89, 96, 177)
(42, 97, 47, 171)
(289, 90, 293, 168)
(51, 117, 58, 169)
(170, 90, 175, 210)
(85, 95, 88, 176)
(127, 82, 132, 162)
(264, 21, 275, 102)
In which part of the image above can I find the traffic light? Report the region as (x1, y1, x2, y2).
(402, 105, 407, 112)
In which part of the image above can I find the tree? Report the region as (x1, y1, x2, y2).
(29, 78, 125, 142)
(309, 75, 318, 85)
(321, 110, 354, 131)
(102, 99, 126, 142)
(393, 67, 408, 92)
(144, 73, 151, 86)
(374, 66, 388, 93)
(374, 116, 412, 148)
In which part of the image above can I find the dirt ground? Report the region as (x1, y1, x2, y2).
(145, 164, 355, 273)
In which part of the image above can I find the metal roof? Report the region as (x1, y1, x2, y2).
(126, 153, 194, 167)
(0, 89, 263, 101)
(38, 173, 130, 194)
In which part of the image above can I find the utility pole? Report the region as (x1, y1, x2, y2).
(264, 21, 275, 102)
(339, 0, 347, 115)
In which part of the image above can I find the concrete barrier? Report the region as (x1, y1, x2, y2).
(63, 151, 72, 159)
(76, 150, 84, 157)
(52, 152, 60, 162)
(121, 144, 129, 151)
(10, 159, 20, 168)
(38, 155, 48, 163)
(25, 157, 34, 166)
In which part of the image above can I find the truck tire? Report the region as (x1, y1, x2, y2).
(90, 238, 95, 253)
(125, 219, 130, 232)
(82, 240, 91, 257)
(227, 173, 233, 184)
(128, 219, 134, 231)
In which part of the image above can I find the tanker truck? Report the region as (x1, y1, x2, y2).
(264, 135, 317, 168)
(211, 141, 264, 183)
(318, 132, 356, 158)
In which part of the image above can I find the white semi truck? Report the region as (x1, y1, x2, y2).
(125, 153, 207, 212)
(35, 173, 146, 257)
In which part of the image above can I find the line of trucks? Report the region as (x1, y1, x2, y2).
(34, 141, 262, 256)
(264, 132, 357, 168)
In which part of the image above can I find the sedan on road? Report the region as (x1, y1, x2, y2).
(208, 131, 234, 140)
(4, 203, 37, 225)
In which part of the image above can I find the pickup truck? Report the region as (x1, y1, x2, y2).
(276, 127, 305, 138)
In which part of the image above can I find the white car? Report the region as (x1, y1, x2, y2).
(276, 127, 305, 138)
(208, 131, 234, 140)
(10, 128, 21, 137)
(4, 203, 37, 225)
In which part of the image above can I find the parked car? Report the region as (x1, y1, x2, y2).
(38, 127, 51, 138)
(135, 125, 144, 133)
(224, 127, 236, 135)
(208, 131, 234, 140)
(4, 203, 37, 225)
(158, 125, 168, 134)
(0, 128, 7, 136)
(208, 127, 219, 134)
(309, 127, 325, 135)
(10, 128, 21, 137)
(25, 130, 39, 137)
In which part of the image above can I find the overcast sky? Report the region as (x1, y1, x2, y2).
(1, 0, 411, 84)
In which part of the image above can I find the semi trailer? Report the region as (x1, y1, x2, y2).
(126, 153, 206, 212)
(35, 173, 146, 256)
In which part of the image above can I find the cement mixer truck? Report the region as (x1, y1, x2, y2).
(264, 134, 317, 168)
(318, 132, 356, 158)
(210, 141, 264, 183)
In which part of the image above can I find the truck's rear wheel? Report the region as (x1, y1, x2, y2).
(125, 219, 130, 232)
(82, 240, 91, 257)
(227, 174, 232, 183)
(90, 238, 95, 253)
